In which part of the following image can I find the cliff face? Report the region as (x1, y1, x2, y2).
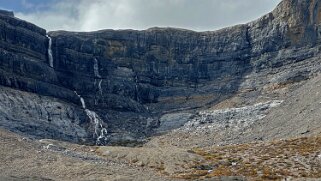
(0, 10, 94, 143)
(273, 0, 321, 46)
(1, 0, 321, 145)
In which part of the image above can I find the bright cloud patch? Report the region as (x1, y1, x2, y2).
(15, 0, 281, 32)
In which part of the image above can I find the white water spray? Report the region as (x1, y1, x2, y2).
(84, 109, 108, 145)
(46, 35, 54, 68)
(74, 91, 108, 145)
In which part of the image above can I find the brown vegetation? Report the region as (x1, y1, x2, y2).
(173, 135, 321, 180)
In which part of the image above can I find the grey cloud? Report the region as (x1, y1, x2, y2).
(16, 0, 281, 32)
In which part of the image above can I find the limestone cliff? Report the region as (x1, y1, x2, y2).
(0, 0, 321, 145)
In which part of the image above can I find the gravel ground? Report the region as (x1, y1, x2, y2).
(0, 128, 173, 181)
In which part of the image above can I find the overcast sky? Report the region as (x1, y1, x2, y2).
(0, 0, 281, 32)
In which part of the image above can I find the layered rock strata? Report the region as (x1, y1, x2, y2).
(0, 0, 321, 144)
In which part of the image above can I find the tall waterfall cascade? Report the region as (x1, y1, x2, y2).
(46, 35, 54, 68)
(74, 91, 108, 145)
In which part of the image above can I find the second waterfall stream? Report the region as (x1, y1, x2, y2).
(75, 91, 108, 145)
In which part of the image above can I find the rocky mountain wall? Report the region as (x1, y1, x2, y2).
(1, 0, 321, 144)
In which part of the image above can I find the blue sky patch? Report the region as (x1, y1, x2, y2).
(0, 0, 56, 13)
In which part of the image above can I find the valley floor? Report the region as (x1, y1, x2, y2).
(0, 128, 170, 181)
(1, 126, 321, 181)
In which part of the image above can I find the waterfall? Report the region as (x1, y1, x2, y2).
(93, 58, 101, 78)
(98, 79, 103, 95)
(84, 109, 108, 145)
(93, 58, 103, 95)
(46, 35, 54, 68)
(74, 91, 108, 145)
(74, 91, 86, 109)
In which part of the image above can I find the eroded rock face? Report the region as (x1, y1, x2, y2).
(0, 10, 99, 144)
(0, 86, 92, 144)
(273, 0, 321, 46)
(0, 0, 321, 145)
(49, 26, 251, 113)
